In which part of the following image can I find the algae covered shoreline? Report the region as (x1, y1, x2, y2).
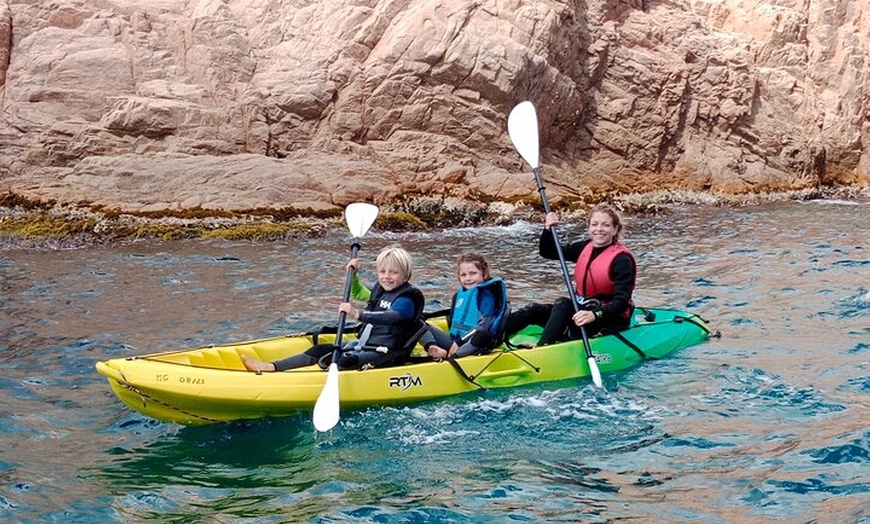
(1, 187, 868, 250)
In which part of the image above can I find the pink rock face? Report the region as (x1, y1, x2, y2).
(0, 0, 867, 214)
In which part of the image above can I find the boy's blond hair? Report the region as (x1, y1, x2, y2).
(376, 246, 413, 280)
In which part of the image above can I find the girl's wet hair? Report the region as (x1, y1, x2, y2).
(589, 203, 623, 242)
(376, 246, 413, 280)
(456, 252, 491, 280)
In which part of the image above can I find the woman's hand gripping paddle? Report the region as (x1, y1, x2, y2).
(313, 202, 380, 431)
(507, 101, 603, 388)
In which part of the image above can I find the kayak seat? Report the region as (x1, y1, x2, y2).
(483, 299, 511, 353)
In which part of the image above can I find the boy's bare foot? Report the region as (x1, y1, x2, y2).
(426, 346, 449, 360)
(242, 355, 276, 373)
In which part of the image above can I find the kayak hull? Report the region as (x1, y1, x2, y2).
(95, 308, 711, 425)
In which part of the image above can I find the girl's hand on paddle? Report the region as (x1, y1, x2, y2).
(544, 212, 560, 229)
(339, 302, 359, 320)
(346, 258, 361, 272)
(446, 342, 460, 358)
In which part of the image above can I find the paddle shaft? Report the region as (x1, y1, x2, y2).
(531, 167, 598, 364)
(313, 202, 380, 431)
(532, 168, 579, 312)
(329, 241, 361, 364)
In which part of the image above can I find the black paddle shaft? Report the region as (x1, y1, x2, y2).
(532, 167, 580, 314)
(532, 167, 597, 354)
(330, 241, 361, 362)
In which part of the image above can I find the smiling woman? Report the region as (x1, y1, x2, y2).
(502, 203, 637, 348)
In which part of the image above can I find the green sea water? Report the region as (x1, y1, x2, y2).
(0, 200, 867, 523)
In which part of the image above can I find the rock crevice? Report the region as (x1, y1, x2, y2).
(0, 0, 867, 215)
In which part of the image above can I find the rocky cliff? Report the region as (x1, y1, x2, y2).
(0, 0, 867, 216)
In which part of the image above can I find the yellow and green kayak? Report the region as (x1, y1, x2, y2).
(95, 307, 712, 425)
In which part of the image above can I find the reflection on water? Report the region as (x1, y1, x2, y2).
(0, 200, 868, 523)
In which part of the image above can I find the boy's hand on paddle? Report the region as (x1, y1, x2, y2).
(339, 302, 359, 320)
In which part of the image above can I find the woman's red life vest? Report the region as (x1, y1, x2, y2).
(573, 242, 636, 318)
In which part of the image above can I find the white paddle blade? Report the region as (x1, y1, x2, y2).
(345, 202, 379, 239)
(507, 101, 540, 169)
(588, 356, 603, 388)
(313, 363, 340, 431)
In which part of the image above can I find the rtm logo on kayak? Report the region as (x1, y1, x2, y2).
(388, 372, 422, 391)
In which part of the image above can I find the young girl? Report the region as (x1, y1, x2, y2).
(243, 246, 425, 371)
(422, 252, 508, 360)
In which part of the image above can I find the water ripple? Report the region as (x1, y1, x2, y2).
(698, 367, 846, 418)
(805, 439, 870, 465)
(1, 201, 868, 522)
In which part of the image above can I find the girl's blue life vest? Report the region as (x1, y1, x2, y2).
(448, 277, 510, 344)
